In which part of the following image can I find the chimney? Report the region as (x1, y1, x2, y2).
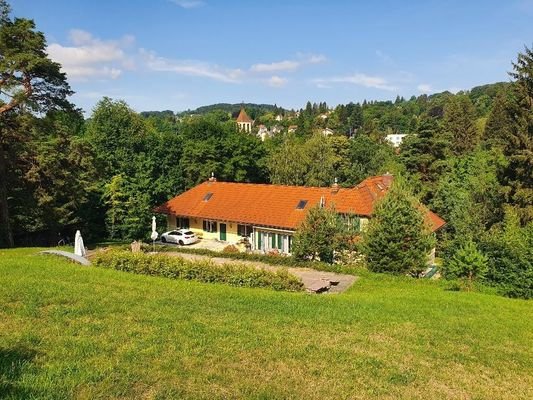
(208, 172, 217, 182)
(331, 177, 339, 194)
(382, 172, 393, 187)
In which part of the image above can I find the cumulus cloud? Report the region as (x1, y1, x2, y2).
(47, 29, 134, 81)
(267, 76, 288, 87)
(170, 0, 205, 8)
(140, 49, 244, 83)
(314, 73, 397, 91)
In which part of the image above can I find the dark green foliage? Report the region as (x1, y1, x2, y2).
(479, 209, 533, 299)
(502, 45, 533, 223)
(484, 87, 515, 147)
(400, 116, 448, 187)
(361, 177, 434, 276)
(0, 3, 72, 247)
(292, 205, 351, 264)
(180, 115, 267, 188)
(443, 94, 480, 155)
(178, 102, 287, 120)
(343, 135, 397, 185)
(92, 250, 304, 292)
(431, 149, 506, 257)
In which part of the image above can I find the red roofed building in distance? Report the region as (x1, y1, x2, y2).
(156, 174, 446, 255)
(236, 107, 253, 132)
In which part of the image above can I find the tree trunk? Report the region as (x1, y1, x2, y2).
(0, 142, 14, 247)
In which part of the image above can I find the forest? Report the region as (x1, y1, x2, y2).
(0, 2, 531, 298)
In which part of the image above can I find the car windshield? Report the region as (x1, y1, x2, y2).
(184, 231, 194, 235)
(171, 231, 181, 235)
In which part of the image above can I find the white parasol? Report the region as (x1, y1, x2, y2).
(74, 230, 86, 257)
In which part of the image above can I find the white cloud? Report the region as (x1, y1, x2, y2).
(170, 0, 205, 9)
(417, 83, 433, 93)
(140, 49, 244, 83)
(141, 50, 324, 86)
(314, 73, 397, 91)
(267, 76, 288, 87)
(250, 54, 326, 73)
(47, 30, 134, 81)
(251, 60, 300, 73)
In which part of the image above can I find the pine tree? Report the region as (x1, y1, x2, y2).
(444, 240, 488, 288)
(400, 116, 447, 186)
(443, 94, 480, 155)
(361, 176, 435, 276)
(0, 2, 72, 247)
(484, 88, 514, 147)
(503, 46, 533, 223)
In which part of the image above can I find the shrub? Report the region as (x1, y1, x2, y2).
(443, 240, 488, 289)
(222, 244, 240, 254)
(292, 204, 351, 264)
(478, 209, 533, 299)
(91, 250, 304, 292)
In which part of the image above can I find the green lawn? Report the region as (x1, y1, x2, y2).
(1, 248, 532, 399)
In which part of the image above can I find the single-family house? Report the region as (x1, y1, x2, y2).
(321, 127, 335, 136)
(156, 174, 445, 255)
(386, 133, 408, 148)
(257, 124, 270, 141)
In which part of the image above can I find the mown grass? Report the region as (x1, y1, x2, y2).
(0, 248, 532, 399)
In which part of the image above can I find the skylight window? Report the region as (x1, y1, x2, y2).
(296, 200, 308, 209)
(203, 192, 213, 201)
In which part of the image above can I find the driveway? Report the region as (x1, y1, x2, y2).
(165, 252, 357, 294)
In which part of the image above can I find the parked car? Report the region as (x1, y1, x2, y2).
(160, 229, 199, 245)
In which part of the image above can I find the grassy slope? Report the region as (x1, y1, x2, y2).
(0, 248, 531, 400)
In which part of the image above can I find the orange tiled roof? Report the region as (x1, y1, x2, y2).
(156, 175, 446, 232)
(236, 108, 253, 123)
(156, 175, 446, 231)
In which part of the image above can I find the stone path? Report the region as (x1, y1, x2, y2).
(40, 250, 91, 266)
(166, 252, 357, 294)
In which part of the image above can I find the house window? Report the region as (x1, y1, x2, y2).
(237, 224, 252, 237)
(203, 192, 213, 201)
(177, 217, 190, 229)
(202, 220, 217, 233)
(296, 200, 308, 209)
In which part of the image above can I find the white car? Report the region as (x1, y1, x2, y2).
(160, 229, 199, 245)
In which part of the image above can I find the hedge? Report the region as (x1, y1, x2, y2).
(91, 250, 304, 292)
(150, 246, 361, 276)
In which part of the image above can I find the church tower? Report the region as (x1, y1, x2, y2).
(236, 107, 253, 133)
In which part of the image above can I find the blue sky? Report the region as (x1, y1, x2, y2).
(10, 0, 533, 114)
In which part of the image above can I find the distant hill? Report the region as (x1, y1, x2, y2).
(141, 82, 510, 121)
(176, 103, 290, 120)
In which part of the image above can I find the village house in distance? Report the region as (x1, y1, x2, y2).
(157, 174, 445, 255)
